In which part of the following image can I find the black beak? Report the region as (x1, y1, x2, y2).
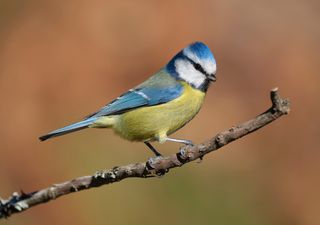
(208, 74, 216, 82)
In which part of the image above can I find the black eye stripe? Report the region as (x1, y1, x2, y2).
(193, 63, 207, 75)
(185, 57, 209, 77)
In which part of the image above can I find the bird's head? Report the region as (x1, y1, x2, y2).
(166, 42, 217, 92)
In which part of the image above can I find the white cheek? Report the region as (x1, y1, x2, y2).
(175, 59, 206, 88)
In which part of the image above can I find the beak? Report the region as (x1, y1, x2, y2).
(208, 74, 217, 82)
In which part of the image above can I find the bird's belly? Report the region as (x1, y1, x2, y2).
(112, 84, 205, 142)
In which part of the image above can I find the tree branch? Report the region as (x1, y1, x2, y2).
(0, 88, 290, 219)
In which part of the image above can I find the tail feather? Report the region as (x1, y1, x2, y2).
(39, 117, 97, 141)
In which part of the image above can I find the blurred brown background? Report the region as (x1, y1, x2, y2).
(0, 0, 319, 225)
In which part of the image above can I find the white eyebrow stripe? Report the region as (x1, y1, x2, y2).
(183, 48, 201, 64)
(134, 90, 151, 101)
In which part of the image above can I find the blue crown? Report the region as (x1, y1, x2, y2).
(187, 42, 215, 62)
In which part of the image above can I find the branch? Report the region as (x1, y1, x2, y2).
(0, 88, 290, 219)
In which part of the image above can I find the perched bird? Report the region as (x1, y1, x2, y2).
(39, 42, 217, 156)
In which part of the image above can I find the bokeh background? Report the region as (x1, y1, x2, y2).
(0, 0, 319, 225)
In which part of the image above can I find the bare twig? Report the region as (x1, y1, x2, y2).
(0, 88, 290, 219)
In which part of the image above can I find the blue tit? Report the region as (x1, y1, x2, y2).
(39, 42, 217, 156)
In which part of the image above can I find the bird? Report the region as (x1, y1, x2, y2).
(39, 42, 217, 156)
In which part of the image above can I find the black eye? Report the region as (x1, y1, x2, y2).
(194, 63, 202, 70)
(186, 56, 209, 76)
(193, 63, 206, 75)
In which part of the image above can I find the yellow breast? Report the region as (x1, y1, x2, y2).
(110, 82, 206, 142)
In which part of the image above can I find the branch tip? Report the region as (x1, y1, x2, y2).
(270, 88, 290, 115)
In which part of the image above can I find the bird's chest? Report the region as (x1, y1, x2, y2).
(114, 83, 206, 141)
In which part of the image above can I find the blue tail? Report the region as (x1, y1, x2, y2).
(39, 117, 97, 141)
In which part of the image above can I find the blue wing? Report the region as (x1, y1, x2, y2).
(86, 70, 183, 118)
(39, 69, 183, 141)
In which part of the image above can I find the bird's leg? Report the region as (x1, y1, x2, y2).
(164, 137, 194, 146)
(144, 141, 162, 157)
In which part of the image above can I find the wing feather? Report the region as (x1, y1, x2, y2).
(86, 70, 183, 118)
